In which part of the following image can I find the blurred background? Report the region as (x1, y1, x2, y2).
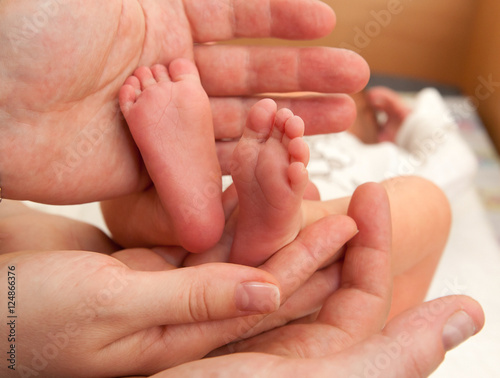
(231, 0, 500, 153)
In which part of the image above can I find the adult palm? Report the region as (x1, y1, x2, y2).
(0, 0, 369, 204)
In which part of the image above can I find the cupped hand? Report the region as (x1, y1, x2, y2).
(0, 249, 279, 377)
(211, 181, 393, 356)
(0, 202, 359, 377)
(0, 0, 369, 204)
(153, 295, 484, 378)
(151, 183, 485, 377)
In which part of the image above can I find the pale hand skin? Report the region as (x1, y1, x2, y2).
(150, 183, 484, 377)
(0, 201, 360, 377)
(152, 295, 484, 378)
(0, 201, 119, 254)
(182, 173, 451, 321)
(0, 0, 369, 205)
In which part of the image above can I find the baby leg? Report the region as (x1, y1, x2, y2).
(119, 59, 224, 252)
(229, 99, 310, 266)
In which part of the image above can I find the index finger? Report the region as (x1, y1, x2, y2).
(185, 0, 336, 42)
(317, 182, 393, 337)
(195, 45, 370, 96)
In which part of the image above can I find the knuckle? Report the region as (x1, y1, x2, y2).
(187, 283, 211, 322)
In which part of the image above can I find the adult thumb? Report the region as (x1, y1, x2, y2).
(330, 295, 484, 377)
(106, 263, 281, 333)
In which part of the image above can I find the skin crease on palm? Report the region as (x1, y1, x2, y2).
(0, 0, 369, 205)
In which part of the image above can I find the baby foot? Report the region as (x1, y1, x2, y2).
(119, 59, 224, 253)
(229, 99, 310, 266)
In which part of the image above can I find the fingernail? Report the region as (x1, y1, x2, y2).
(235, 282, 280, 313)
(442, 311, 476, 351)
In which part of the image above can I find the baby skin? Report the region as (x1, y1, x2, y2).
(119, 75, 448, 317)
(119, 59, 224, 253)
(230, 100, 310, 266)
(222, 100, 449, 318)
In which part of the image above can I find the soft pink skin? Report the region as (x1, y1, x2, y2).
(0, 0, 369, 206)
(118, 60, 224, 252)
(230, 99, 310, 266)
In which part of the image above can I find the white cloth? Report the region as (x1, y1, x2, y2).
(306, 88, 478, 201)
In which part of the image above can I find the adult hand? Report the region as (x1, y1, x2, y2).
(0, 0, 369, 204)
(0, 200, 118, 255)
(151, 183, 484, 377)
(212, 181, 393, 356)
(154, 295, 484, 378)
(0, 204, 359, 377)
(0, 249, 277, 378)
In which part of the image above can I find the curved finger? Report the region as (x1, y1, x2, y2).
(107, 263, 281, 333)
(210, 262, 344, 356)
(262, 214, 357, 300)
(218, 184, 391, 357)
(114, 295, 485, 377)
(148, 296, 484, 377)
(317, 182, 393, 338)
(150, 352, 290, 377)
(327, 295, 484, 378)
(185, 0, 335, 42)
(196, 45, 370, 96)
(203, 215, 357, 344)
(120, 262, 341, 373)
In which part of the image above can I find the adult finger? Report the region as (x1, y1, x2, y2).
(316, 182, 393, 337)
(261, 215, 357, 300)
(104, 263, 282, 334)
(116, 259, 342, 373)
(147, 296, 485, 378)
(263, 261, 343, 327)
(218, 184, 392, 357)
(149, 352, 288, 378)
(206, 215, 357, 344)
(325, 295, 484, 378)
(185, 0, 336, 42)
(224, 296, 485, 378)
(196, 45, 370, 96)
(208, 262, 343, 357)
(211, 94, 356, 140)
(102, 216, 353, 374)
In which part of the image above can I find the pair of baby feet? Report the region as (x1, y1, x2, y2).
(120, 59, 309, 266)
